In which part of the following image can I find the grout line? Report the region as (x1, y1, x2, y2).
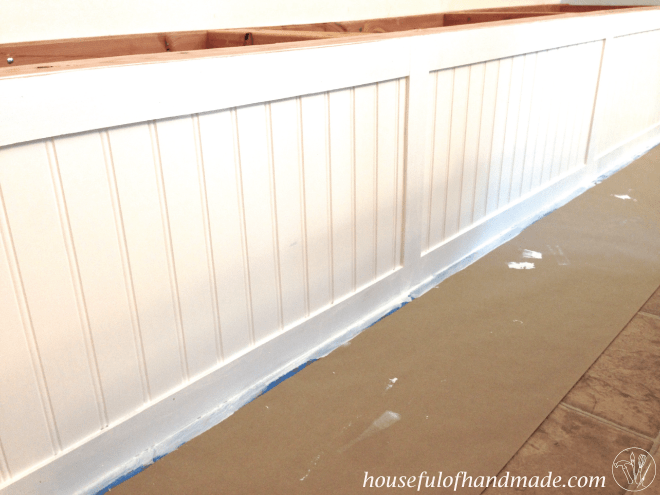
(558, 402, 656, 442)
(639, 311, 660, 322)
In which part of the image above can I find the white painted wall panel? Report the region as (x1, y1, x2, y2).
(198, 110, 253, 360)
(300, 94, 333, 315)
(597, 29, 660, 166)
(153, 117, 220, 377)
(0, 142, 101, 449)
(0, 214, 54, 478)
(472, 60, 499, 223)
(2, 9, 660, 493)
(235, 104, 282, 343)
(459, 63, 486, 232)
(499, 54, 525, 209)
(510, 52, 536, 202)
(107, 123, 185, 399)
(354, 84, 378, 290)
(530, 49, 552, 192)
(424, 40, 604, 255)
(53, 133, 146, 423)
(375, 80, 401, 278)
(426, 69, 454, 249)
(328, 89, 355, 301)
(486, 57, 512, 216)
(269, 99, 308, 326)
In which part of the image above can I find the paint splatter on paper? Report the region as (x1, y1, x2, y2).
(547, 245, 570, 265)
(339, 411, 401, 452)
(508, 262, 535, 270)
(385, 378, 398, 392)
(522, 249, 542, 259)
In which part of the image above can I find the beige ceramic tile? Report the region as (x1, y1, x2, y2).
(484, 406, 651, 494)
(636, 446, 660, 494)
(642, 287, 660, 318)
(563, 313, 660, 438)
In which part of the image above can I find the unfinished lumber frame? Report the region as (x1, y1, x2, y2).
(0, 5, 646, 73)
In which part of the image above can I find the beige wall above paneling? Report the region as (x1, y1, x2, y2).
(0, 0, 560, 43)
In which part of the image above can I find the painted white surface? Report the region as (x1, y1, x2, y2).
(1, 8, 660, 494)
(595, 28, 660, 171)
(0, 0, 559, 43)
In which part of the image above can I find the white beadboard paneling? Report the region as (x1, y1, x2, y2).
(510, 52, 537, 202)
(353, 84, 378, 290)
(521, 50, 545, 197)
(107, 123, 185, 399)
(444, 65, 470, 240)
(376, 79, 402, 277)
(598, 29, 660, 162)
(550, 47, 572, 180)
(53, 132, 146, 422)
(557, 45, 579, 177)
(268, 98, 308, 326)
(0, 142, 101, 448)
(394, 78, 406, 270)
(486, 57, 512, 216)
(0, 196, 54, 478)
(427, 69, 454, 249)
(498, 54, 525, 210)
(472, 59, 499, 223)
(198, 110, 253, 360)
(300, 94, 333, 314)
(459, 62, 485, 232)
(328, 88, 355, 301)
(3, 10, 660, 493)
(541, 48, 562, 185)
(530, 49, 552, 192)
(153, 117, 220, 378)
(235, 104, 281, 343)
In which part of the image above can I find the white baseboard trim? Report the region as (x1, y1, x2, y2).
(596, 121, 660, 175)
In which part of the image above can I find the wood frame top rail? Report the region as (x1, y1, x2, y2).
(0, 29, 353, 68)
(0, 5, 654, 78)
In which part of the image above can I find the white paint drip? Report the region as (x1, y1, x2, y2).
(547, 245, 570, 266)
(385, 377, 398, 391)
(507, 262, 535, 270)
(300, 453, 322, 481)
(338, 411, 401, 453)
(522, 249, 542, 259)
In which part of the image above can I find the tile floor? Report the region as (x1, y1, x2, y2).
(488, 287, 660, 494)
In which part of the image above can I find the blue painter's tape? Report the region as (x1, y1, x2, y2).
(258, 358, 318, 397)
(94, 465, 145, 495)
